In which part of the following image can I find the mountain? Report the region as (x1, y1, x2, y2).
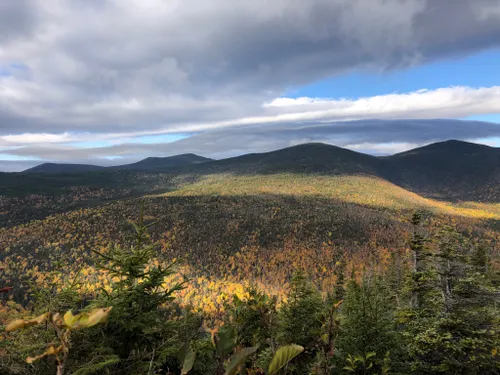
(380, 140, 500, 201)
(190, 143, 380, 175)
(23, 163, 105, 174)
(22, 154, 213, 174)
(112, 154, 213, 171)
(10, 140, 500, 202)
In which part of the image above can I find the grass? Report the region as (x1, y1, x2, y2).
(163, 173, 500, 220)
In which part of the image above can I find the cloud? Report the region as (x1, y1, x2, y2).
(2, 85, 500, 147)
(0, 0, 500, 136)
(1, 1, 500, 171)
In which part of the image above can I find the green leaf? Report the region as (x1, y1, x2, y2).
(366, 351, 376, 359)
(267, 345, 304, 375)
(225, 346, 258, 375)
(181, 346, 196, 375)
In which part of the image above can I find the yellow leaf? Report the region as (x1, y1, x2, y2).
(63, 310, 77, 328)
(85, 307, 112, 328)
(5, 319, 25, 332)
(63, 307, 112, 330)
(5, 313, 49, 332)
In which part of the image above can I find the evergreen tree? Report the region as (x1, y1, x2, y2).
(338, 272, 403, 374)
(277, 270, 324, 373)
(403, 217, 500, 374)
(90, 203, 186, 373)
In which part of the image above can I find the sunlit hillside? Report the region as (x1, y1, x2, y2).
(165, 173, 500, 219)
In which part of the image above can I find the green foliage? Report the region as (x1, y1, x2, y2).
(227, 286, 277, 347)
(89, 202, 186, 371)
(5, 308, 112, 375)
(337, 274, 403, 374)
(343, 352, 376, 373)
(224, 346, 258, 375)
(276, 271, 323, 373)
(267, 344, 304, 375)
(402, 222, 500, 374)
(181, 345, 196, 375)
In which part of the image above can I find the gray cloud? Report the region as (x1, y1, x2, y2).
(0, 1, 38, 44)
(0, 0, 500, 136)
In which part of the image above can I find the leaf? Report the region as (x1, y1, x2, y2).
(366, 351, 376, 359)
(225, 346, 258, 375)
(213, 327, 235, 357)
(63, 310, 78, 328)
(5, 319, 26, 332)
(181, 346, 196, 375)
(63, 307, 112, 330)
(5, 313, 50, 332)
(267, 345, 304, 375)
(26, 345, 63, 364)
(366, 352, 377, 359)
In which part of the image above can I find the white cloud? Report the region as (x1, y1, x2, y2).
(343, 142, 422, 155)
(1, 86, 500, 150)
(1, 132, 74, 145)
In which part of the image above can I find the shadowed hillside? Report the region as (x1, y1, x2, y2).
(381, 140, 500, 201)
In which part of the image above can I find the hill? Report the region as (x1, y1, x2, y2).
(22, 153, 212, 174)
(381, 140, 500, 201)
(112, 153, 213, 171)
(192, 142, 379, 175)
(23, 163, 105, 174)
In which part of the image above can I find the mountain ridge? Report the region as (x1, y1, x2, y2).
(5, 139, 500, 202)
(23, 153, 213, 174)
(20, 140, 500, 174)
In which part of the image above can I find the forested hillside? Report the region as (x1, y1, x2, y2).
(1, 142, 500, 374)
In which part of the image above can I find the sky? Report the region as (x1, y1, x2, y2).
(1, 0, 500, 172)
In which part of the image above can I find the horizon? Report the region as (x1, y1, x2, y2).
(1, 1, 500, 172)
(9, 137, 498, 173)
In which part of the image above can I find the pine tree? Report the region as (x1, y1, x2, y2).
(90, 202, 186, 373)
(337, 272, 402, 374)
(277, 270, 324, 373)
(403, 217, 500, 374)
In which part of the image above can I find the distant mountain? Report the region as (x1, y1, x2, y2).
(23, 163, 105, 174)
(22, 154, 213, 174)
(112, 154, 213, 171)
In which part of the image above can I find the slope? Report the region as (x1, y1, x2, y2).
(380, 140, 500, 201)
